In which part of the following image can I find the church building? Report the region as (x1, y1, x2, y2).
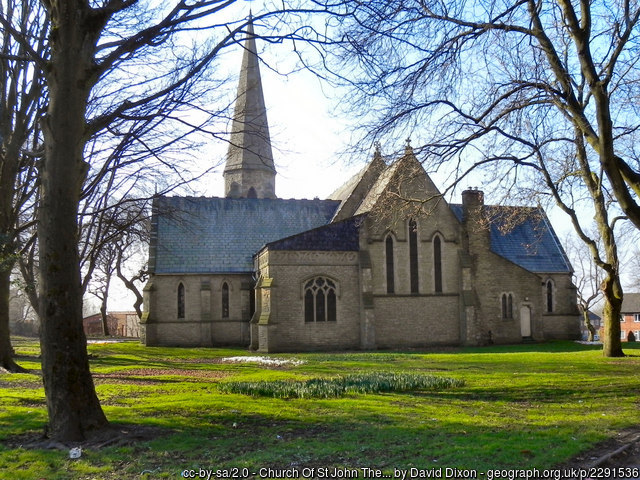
(140, 20, 580, 351)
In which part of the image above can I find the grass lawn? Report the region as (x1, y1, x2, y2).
(0, 338, 639, 479)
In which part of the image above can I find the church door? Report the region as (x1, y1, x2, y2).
(520, 306, 531, 338)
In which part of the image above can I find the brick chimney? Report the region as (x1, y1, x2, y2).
(462, 187, 484, 222)
(461, 188, 489, 251)
(462, 188, 484, 215)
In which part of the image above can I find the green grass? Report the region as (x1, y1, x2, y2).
(1, 338, 639, 479)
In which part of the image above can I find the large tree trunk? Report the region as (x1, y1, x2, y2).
(38, 0, 108, 441)
(601, 274, 624, 357)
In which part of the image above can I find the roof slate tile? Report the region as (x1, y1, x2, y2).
(152, 196, 340, 274)
(450, 204, 572, 273)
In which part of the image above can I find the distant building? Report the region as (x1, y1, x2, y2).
(620, 293, 640, 342)
(140, 18, 580, 351)
(83, 312, 139, 338)
(110, 311, 140, 338)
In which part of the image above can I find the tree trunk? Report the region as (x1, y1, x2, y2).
(38, 0, 108, 441)
(581, 308, 596, 342)
(0, 146, 26, 372)
(100, 296, 110, 337)
(116, 256, 144, 318)
(601, 274, 624, 357)
(0, 267, 27, 373)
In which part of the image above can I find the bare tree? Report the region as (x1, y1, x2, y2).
(313, 0, 640, 357)
(88, 246, 117, 336)
(0, 0, 47, 372)
(86, 199, 150, 323)
(626, 247, 640, 292)
(2, 0, 334, 442)
(565, 233, 603, 342)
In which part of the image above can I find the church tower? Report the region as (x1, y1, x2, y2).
(224, 17, 277, 199)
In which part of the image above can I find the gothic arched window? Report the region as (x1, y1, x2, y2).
(247, 187, 257, 198)
(385, 235, 395, 294)
(546, 279, 554, 313)
(433, 234, 443, 293)
(304, 277, 337, 323)
(177, 283, 185, 319)
(409, 219, 419, 294)
(222, 282, 230, 318)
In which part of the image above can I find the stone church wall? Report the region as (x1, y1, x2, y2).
(540, 273, 581, 340)
(142, 273, 252, 347)
(254, 250, 361, 352)
(471, 251, 542, 344)
(466, 247, 578, 344)
(373, 295, 461, 347)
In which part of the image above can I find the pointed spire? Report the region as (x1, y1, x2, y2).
(224, 15, 276, 199)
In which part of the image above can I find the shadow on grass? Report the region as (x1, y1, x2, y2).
(100, 411, 603, 472)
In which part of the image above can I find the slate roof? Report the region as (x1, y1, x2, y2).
(150, 196, 339, 274)
(450, 204, 572, 273)
(355, 161, 401, 215)
(265, 215, 362, 251)
(328, 164, 368, 203)
(621, 293, 640, 314)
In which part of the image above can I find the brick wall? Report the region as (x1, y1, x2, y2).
(620, 313, 640, 341)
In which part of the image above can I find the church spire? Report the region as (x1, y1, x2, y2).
(224, 16, 276, 199)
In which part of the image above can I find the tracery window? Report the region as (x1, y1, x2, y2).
(304, 277, 337, 323)
(385, 235, 395, 294)
(409, 219, 419, 294)
(501, 293, 513, 319)
(222, 282, 230, 318)
(177, 283, 185, 319)
(546, 279, 554, 313)
(433, 234, 443, 293)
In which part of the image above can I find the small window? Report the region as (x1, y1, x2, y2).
(304, 277, 337, 323)
(546, 280, 554, 313)
(501, 293, 513, 319)
(433, 235, 442, 293)
(177, 283, 185, 319)
(409, 219, 419, 294)
(249, 286, 256, 318)
(247, 187, 257, 198)
(634, 314, 640, 323)
(385, 235, 395, 294)
(222, 282, 229, 318)
(621, 330, 627, 340)
(502, 294, 507, 318)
